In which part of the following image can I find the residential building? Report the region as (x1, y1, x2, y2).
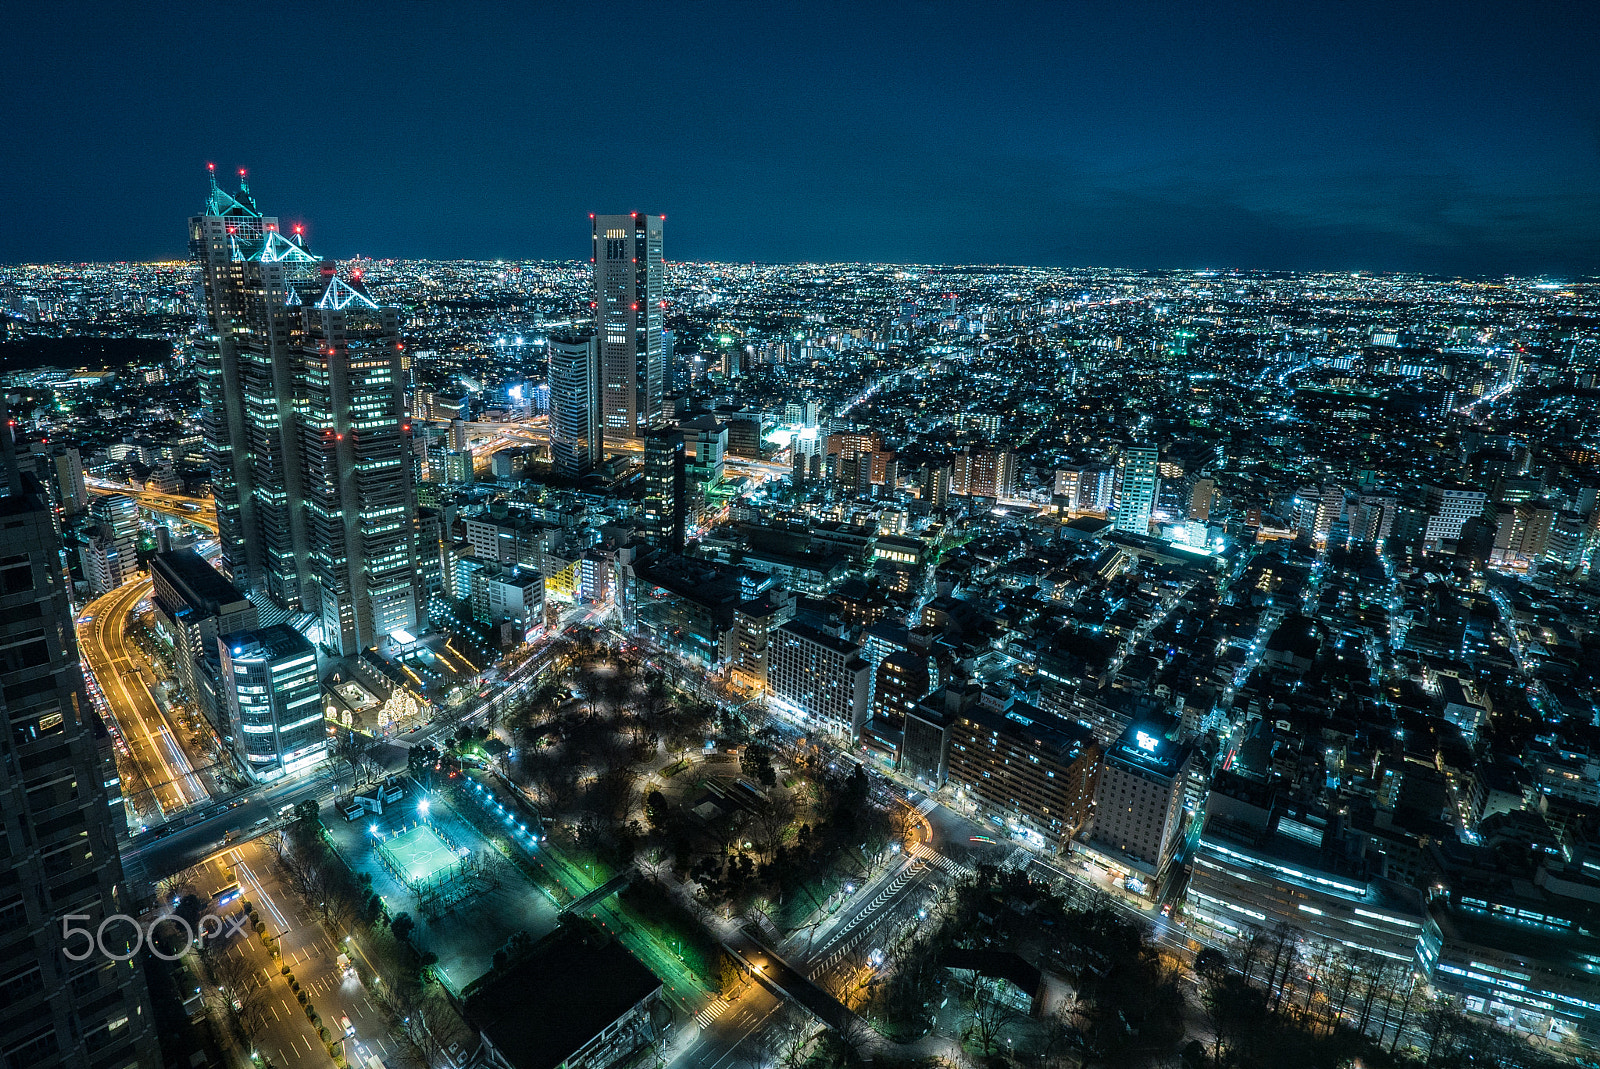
(1114, 445, 1159, 534)
(469, 565, 544, 643)
(946, 700, 1101, 849)
(768, 621, 870, 738)
(951, 448, 1014, 499)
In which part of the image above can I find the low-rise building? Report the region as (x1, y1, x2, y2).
(465, 925, 665, 1069)
(1183, 782, 1439, 970)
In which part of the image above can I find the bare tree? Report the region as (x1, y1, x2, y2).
(962, 984, 1023, 1057)
(749, 790, 797, 859)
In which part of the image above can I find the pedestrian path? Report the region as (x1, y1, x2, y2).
(693, 997, 730, 1028)
(910, 842, 972, 880)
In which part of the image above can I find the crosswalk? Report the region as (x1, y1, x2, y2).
(910, 842, 972, 880)
(693, 997, 730, 1027)
(999, 846, 1030, 872)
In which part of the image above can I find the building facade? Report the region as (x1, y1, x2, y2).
(641, 427, 686, 552)
(192, 173, 419, 655)
(0, 434, 160, 1069)
(593, 213, 665, 437)
(768, 621, 870, 738)
(1086, 724, 1193, 892)
(150, 548, 259, 736)
(947, 702, 1101, 849)
(218, 623, 324, 782)
(1114, 445, 1159, 534)
(548, 329, 601, 478)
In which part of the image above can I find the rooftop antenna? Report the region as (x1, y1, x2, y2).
(207, 162, 218, 193)
(238, 167, 250, 195)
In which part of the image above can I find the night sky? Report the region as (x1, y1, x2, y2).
(4, 1, 1598, 275)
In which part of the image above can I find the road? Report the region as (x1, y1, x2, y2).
(85, 477, 219, 533)
(124, 770, 338, 889)
(80, 576, 209, 822)
(180, 837, 435, 1068)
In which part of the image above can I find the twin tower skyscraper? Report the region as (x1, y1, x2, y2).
(193, 171, 665, 652)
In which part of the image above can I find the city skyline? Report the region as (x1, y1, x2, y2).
(2, 2, 1598, 274)
(3, 6, 1599, 1068)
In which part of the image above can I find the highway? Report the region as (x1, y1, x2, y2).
(80, 577, 210, 823)
(84, 477, 219, 533)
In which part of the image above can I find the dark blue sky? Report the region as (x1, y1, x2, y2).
(4, 1, 1598, 274)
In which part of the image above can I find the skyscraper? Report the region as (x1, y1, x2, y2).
(641, 427, 686, 552)
(0, 421, 160, 1069)
(191, 171, 418, 654)
(190, 166, 320, 597)
(548, 328, 601, 478)
(295, 264, 420, 653)
(1114, 444, 1159, 535)
(593, 213, 665, 437)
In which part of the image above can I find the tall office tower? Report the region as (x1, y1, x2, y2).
(548, 328, 601, 478)
(1114, 444, 1159, 534)
(190, 166, 320, 596)
(295, 265, 419, 655)
(0, 424, 160, 1069)
(192, 173, 418, 654)
(641, 427, 686, 552)
(593, 213, 665, 437)
(218, 624, 323, 781)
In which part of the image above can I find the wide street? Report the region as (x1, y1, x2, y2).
(80, 576, 207, 821)
(176, 838, 421, 1069)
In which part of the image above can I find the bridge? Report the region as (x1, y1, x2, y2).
(557, 867, 634, 916)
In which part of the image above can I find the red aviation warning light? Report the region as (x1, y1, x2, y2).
(207, 162, 215, 173)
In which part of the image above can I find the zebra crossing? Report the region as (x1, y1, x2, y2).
(693, 997, 730, 1027)
(911, 843, 972, 880)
